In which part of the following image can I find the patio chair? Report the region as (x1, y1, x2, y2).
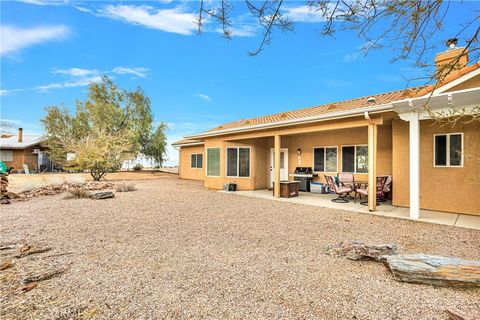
(354, 176, 388, 206)
(339, 172, 354, 190)
(324, 175, 352, 203)
(379, 175, 392, 202)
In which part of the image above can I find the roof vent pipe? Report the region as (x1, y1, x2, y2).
(446, 38, 458, 50)
(367, 97, 376, 103)
(18, 128, 23, 143)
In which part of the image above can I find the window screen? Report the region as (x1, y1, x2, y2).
(434, 135, 447, 166)
(449, 134, 462, 166)
(227, 148, 238, 176)
(196, 154, 203, 168)
(342, 146, 355, 172)
(314, 148, 325, 172)
(190, 154, 203, 168)
(355, 146, 368, 173)
(0, 150, 13, 162)
(239, 148, 250, 177)
(227, 147, 250, 177)
(325, 147, 337, 172)
(207, 148, 220, 176)
(191, 154, 196, 168)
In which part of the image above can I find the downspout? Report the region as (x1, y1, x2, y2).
(364, 111, 372, 124)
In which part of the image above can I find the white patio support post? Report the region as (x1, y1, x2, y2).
(409, 112, 420, 219)
(274, 134, 281, 198)
(367, 123, 377, 211)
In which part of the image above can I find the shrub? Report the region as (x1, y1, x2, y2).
(64, 188, 90, 199)
(20, 180, 45, 192)
(133, 163, 143, 171)
(116, 182, 137, 192)
(64, 174, 86, 185)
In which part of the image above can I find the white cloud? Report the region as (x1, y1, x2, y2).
(228, 24, 258, 37)
(283, 5, 326, 23)
(342, 52, 361, 62)
(1, 66, 150, 96)
(195, 93, 212, 103)
(0, 75, 102, 96)
(53, 67, 99, 77)
(17, 0, 68, 5)
(343, 41, 380, 62)
(0, 25, 70, 56)
(99, 4, 198, 35)
(112, 67, 149, 78)
(74, 6, 94, 14)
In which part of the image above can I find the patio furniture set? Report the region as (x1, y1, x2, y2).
(324, 173, 392, 205)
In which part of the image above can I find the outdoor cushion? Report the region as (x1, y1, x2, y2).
(357, 188, 368, 196)
(337, 186, 352, 193)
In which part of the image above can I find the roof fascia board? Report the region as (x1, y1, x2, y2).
(393, 87, 480, 105)
(185, 103, 394, 139)
(393, 87, 480, 114)
(172, 142, 204, 147)
(420, 67, 480, 97)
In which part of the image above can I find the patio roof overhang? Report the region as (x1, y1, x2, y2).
(185, 103, 394, 140)
(393, 87, 480, 120)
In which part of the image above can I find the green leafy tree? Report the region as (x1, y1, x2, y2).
(42, 76, 166, 180)
(143, 122, 168, 167)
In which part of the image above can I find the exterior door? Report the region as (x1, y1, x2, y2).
(270, 148, 288, 187)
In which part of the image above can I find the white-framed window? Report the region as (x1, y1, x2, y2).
(226, 147, 251, 177)
(434, 133, 463, 167)
(341, 145, 368, 173)
(0, 150, 13, 162)
(313, 146, 337, 172)
(206, 148, 220, 176)
(190, 153, 203, 169)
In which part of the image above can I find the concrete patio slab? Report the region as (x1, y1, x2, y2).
(221, 189, 479, 230)
(456, 214, 480, 230)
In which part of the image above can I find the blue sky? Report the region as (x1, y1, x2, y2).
(1, 1, 478, 165)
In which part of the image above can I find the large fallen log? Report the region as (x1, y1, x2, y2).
(326, 240, 397, 261)
(89, 191, 114, 200)
(23, 268, 67, 284)
(14, 245, 52, 258)
(383, 254, 480, 287)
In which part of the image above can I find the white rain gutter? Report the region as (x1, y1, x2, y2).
(185, 103, 394, 139)
(171, 141, 204, 148)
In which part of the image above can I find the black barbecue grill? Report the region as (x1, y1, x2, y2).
(289, 167, 317, 192)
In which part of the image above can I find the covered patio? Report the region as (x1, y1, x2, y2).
(220, 189, 480, 230)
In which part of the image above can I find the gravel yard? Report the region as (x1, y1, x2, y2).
(1, 177, 479, 319)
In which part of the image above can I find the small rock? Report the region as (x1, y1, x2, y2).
(326, 240, 397, 261)
(5, 191, 17, 199)
(0, 260, 13, 270)
(20, 282, 38, 292)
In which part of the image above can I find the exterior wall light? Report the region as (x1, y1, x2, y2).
(297, 148, 302, 155)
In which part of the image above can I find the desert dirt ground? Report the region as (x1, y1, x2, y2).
(7, 171, 175, 192)
(1, 176, 479, 320)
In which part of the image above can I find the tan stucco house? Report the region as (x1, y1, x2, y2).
(173, 45, 480, 218)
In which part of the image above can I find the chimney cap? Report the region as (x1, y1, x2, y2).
(446, 38, 458, 49)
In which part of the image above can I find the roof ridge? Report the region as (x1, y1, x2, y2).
(209, 87, 419, 131)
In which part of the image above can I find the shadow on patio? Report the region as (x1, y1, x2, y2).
(220, 189, 480, 230)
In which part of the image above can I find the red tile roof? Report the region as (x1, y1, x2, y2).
(206, 88, 420, 132)
(171, 138, 204, 146)
(171, 62, 478, 144)
(413, 61, 480, 97)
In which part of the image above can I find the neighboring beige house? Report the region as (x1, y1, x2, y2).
(0, 128, 51, 173)
(173, 45, 480, 218)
